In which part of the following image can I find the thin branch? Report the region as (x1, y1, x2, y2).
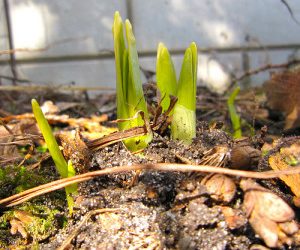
(231, 59, 300, 88)
(2, 163, 300, 208)
(57, 208, 121, 250)
(281, 0, 300, 25)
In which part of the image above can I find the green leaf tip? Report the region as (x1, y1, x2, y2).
(177, 42, 198, 110)
(125, 19, 135, 44)
(156, 42, 177, 112)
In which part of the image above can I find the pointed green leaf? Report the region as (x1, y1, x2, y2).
(227, 86, 242, 139)
(171, 43, 198, 145)
(125, 20, 148, 120)
(156, 42, 177, 112)
(32, 99, 68, 178)
(123, 19, 152, 151)
(176, 47, 195, 110)
(118, 49, 130, 131)
(31, 99, 77, 214)
(112, 12, 152, 152)
(113, 11, 127, 129)
(190, 42, 198, 110)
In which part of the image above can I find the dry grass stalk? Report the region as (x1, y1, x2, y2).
(2, 163, 300, 208)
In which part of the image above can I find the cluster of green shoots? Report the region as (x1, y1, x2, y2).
(113, 11, 198, 151)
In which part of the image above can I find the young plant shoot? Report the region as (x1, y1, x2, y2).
(156, 43, 177, 112)
(31, 99, 77, 214)
(227, 86, 242, 139)
(113, 11, 152, 152)
(171, 42, 198, 145)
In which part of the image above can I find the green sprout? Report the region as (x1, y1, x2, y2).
(113, 11, 198, 148)
(113, 11, 152, 152)
(156, 43, 177, 112)
(227, 86, 242, 139)
(31, 99, 76, 214)
(170, 42, 198, 145)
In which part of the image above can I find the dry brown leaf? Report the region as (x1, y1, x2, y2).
(199, 145, 230, 167)
(0, 119, 40, 165)
(10, 210, 34, 239)
(264, 69, 300, 129)
(1, 113, 108, 132)
(268, 142, 300, 198)
(201, 174, 236, 203)
(240, 178, 298, 248)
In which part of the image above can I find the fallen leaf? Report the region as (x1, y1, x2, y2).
(268, 141, 300, 198)
(264, 69, 300, 129)
(201, 174, 236, 203)
(240, 178, 298, 248)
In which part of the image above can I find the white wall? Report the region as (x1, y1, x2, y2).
(1, 0, 300, 93)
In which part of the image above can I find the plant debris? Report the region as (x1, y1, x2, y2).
(264, 68, 300, 129)
(241, 178, 299, 248)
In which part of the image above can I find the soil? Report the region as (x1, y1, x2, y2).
(0, 84, 300, 249)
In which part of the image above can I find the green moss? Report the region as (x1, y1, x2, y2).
(24, 205, 60, 241)
(0, 204, 61, 244)
(0, 165, 47, 198)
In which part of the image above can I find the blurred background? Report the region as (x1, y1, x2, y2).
(1, 0, 300, 94)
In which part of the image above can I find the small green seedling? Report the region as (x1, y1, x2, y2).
(31, 99, 76, 214)
(227, 86, 242, 139)
(113, 11, 152, 152)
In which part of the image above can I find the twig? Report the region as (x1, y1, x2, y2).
(57, 208, 121, 250)
(0, 120, 13, 134)
(233, 59, 300, 84)
(0, 134, 43, 146)
(2, 163, 300, 208)
(281, 0, 300, 25)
